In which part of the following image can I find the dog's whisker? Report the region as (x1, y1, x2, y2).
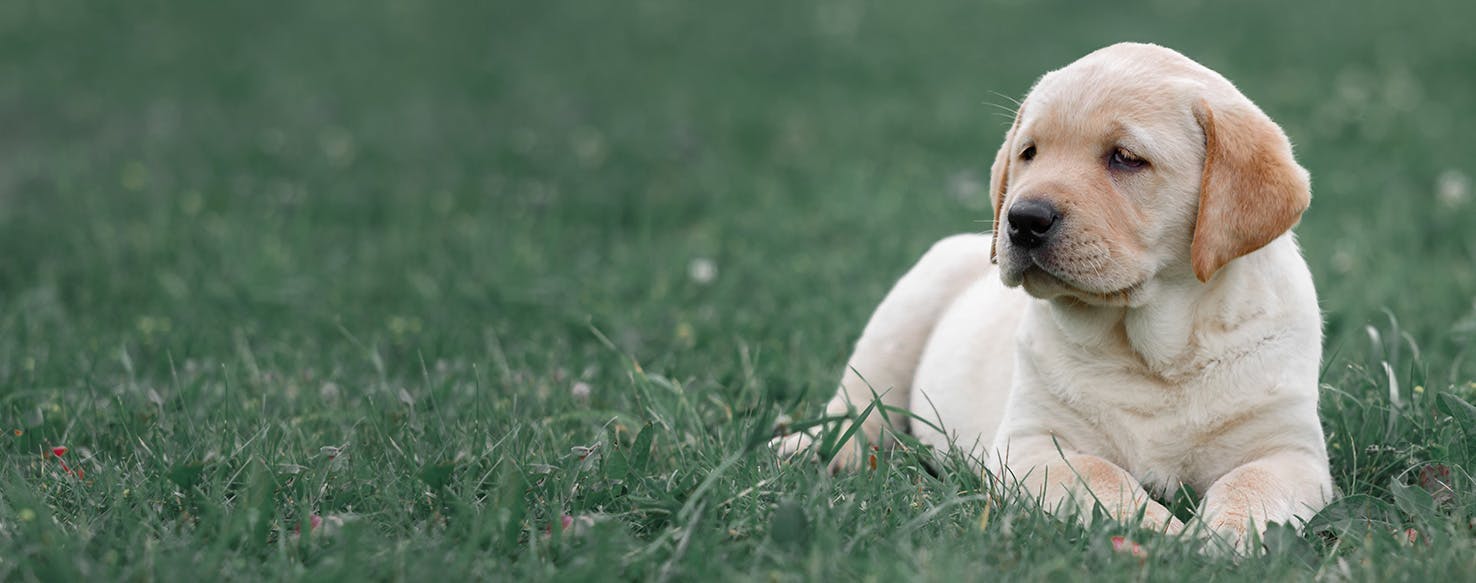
(983, 101, 1020, 116)
(988, 90, 1023, 108)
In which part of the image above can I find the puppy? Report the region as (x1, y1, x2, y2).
(775, 43, 1333, 548)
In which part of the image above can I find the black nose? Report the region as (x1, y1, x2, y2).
(1007, 199, 1059, 248)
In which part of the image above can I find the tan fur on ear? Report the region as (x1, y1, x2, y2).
(989, 106, 1024, 263)
(1190, 98, 1310, 282)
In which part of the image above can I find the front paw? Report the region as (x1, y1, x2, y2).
(1201, 514, 1258, 555)
(769, 428, 867, 473)
(1145, 506, 1187, 535)
(823, 438, 868, 473)
(770, 432, 816, 460)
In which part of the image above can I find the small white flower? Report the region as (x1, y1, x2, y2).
(1437, 169, 1470, 210)
(1331, 248, 1355, 275)
(948, 169, 985, 208)
(688, 258, 718, 285)
(290, 513, 356, 540)
(571, 381, 592, 402)
(320, 128, 356, 167)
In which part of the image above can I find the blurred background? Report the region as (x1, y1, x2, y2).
(2, 0, 1475, 398)
(3, 2, 1476, 578)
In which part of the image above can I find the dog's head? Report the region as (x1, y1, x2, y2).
(989, 43, 1310, 306)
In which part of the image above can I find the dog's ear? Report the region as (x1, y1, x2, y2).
(989, 105, 1024, 263)
(1190, 97, 1310, 282)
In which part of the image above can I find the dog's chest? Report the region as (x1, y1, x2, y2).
(1023, 328, 1289, 491)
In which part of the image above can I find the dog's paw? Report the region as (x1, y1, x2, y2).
(770, 432, 817, 460)
(823, 439, 868, 473)
(769, 428, 867, 473)
(1192, 515, 1262, 556)
(1145, 507, 1187, 536)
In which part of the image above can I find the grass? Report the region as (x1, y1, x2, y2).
(1, 0, 1475, 579)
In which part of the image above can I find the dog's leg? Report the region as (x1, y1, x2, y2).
(1198, 450, 1333, 551)
(993, 442, 1184, 532)
(774, 234, 994, 472)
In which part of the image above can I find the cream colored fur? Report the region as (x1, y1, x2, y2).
(774, 43, 1333, 550)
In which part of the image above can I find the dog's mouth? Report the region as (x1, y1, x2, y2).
(1004, 255, 1147, 306)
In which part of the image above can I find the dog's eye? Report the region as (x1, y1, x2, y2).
(1109, 147, 1146, 170)
(1020, 145, 1036, 161)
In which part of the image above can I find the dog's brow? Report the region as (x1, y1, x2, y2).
(1112, 122, 1157, 158)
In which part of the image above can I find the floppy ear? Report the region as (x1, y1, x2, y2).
(989, 106, 1024, 263)
(1190, 97, 1311, 282)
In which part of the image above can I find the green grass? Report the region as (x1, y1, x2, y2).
(2, 0, 1475, 579)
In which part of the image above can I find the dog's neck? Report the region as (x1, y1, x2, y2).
(1042, 238, 1294, 378)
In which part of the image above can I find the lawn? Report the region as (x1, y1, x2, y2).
(2, 0, 1476, 580)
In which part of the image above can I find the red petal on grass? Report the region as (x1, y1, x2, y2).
(51, 446, 68, 457)
(294, 515, 324, 535)
(545, 515, 576, 537)
(1110, 536, 1147, 558)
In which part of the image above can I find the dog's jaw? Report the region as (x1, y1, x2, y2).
(999, 249, 1152, 308)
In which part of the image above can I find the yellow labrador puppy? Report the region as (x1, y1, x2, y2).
(775, 43, 1333, 547)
